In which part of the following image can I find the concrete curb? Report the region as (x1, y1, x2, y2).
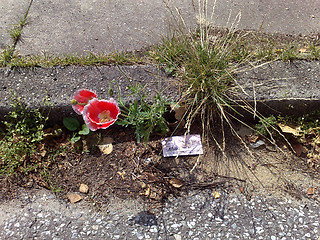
(0, 65, 179, 125)
(1, 60, 320, 126)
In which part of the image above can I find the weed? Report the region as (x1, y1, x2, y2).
(151, 0, 252, 147)
(116, 83, 172, 143)
(280, 43, 299, 61)
(0, 14, 29, 67)
(8, 15, 28, 45)
(255, 115, 277, 137)
(309, 43, 320, 60)
(40, 169, 63, 193)
(0, 47, 15, 65)
(6, 51, 141, 68)
(278, 111, 320, 136)
(0, 97, 49, 175)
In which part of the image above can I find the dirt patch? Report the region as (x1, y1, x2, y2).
(1, 122, 319, 207)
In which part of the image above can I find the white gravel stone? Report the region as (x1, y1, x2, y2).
(174, 234, 182, 240)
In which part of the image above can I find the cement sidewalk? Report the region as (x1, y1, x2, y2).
(1, 0, 320, 56)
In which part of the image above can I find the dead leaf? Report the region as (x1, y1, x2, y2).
(98, 143, 113, 155)
(40, 149, 47, 157)
(212, 191, 220, 199)
(145, 187, 150, 196)
(313, 136, 320, 145)
(117, 171, 126, 180)
(142, 172, 160, 183)
(138, 181, 147, 189)
(307, 187, 315, 195)
(299, 48, 308, 53)
(144, 185, 164, 201)
(79, 183, 89, 193)
(278, 123, 302, 136)
(172, 105, 187, 121)
(248, 134, 259, 143)
(67, 193, 82, 203)
(293, 143, 307, 156)
(169, 178, 183, 188)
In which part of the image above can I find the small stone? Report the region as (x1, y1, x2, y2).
(92, 225, 99, 230)
(299, 217, 303, 224)
(174, 234, 182, 240)
(96, 219, 102, 223)
(256, 227, 264, 234)
(79, 184, 89, 193)
(187, 221, 196, 228)
(71, 233, 78, 238)
(67, 193, 82, 203)
(150, 226, 158, 233)
(171, 223, 181, 228)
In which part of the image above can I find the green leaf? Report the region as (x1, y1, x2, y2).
(108, 87, 114, 97)
(63, 117, 80, 131)
(70, 135, 81, 143)
(78, 124, 90, 135)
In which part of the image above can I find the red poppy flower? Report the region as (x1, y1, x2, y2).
(82, 98, 120, 131)
(71, 89, 97, 115)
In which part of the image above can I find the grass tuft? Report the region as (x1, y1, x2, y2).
(3, 51, 141, 68)
(151, 0, 253, 148)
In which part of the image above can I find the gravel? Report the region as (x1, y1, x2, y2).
(0, 188, 319, 239)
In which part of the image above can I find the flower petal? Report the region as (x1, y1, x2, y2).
(72, 89, 97, 115)
(82, 98, 120, 131)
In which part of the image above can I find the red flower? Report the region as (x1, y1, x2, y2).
(82, 98, 120, 131)
(71, 89, 97, 115)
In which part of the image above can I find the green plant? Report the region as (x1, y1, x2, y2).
(40, 169, 63, 193)
(0, 47, 15, 65)
(6, 51, 141, 68)
(309, 43, 320, 60)
(116, 83, 172, 143)
(0, 97, 49, 175)
(149, 0, 301, 152)
(255, 115, 277, 137)
(62, 117, 91, 143)
(280, 43, 299, 61)
(151, 0, 257, 148)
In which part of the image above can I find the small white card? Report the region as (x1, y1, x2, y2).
(162, 134, 203, 157)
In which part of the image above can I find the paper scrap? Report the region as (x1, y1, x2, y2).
(162, 134, 203, 157)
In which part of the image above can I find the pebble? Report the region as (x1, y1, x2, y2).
(174, 234, 182, 240)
